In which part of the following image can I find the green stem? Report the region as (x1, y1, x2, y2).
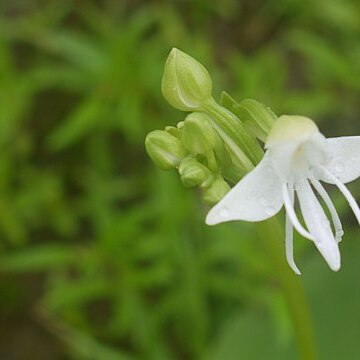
(258, 218, 317, 360)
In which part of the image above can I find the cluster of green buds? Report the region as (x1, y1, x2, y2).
(145, 48, 277, 205)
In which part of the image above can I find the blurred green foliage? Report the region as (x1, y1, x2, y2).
(0, 1, 360, 359)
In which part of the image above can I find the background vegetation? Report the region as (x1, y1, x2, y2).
(0, 0, 360, 359)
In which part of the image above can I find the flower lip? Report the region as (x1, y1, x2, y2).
(265, 115, 319, 149)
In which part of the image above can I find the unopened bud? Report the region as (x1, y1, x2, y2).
(161, 48, 212, 111)
(203, 177, 230, 205)
(182, 112, 218, 155)
(178, 157, 209, 188)
(145, 130, 187, 170)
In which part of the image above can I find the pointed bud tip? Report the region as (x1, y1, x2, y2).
(169, 47, 180, 56)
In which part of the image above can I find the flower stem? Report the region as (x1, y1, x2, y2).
(258, 218, 318, 360)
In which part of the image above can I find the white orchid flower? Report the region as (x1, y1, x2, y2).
(206, 115, 360, 274)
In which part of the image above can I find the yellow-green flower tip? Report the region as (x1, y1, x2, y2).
(265, 115, 318, 149)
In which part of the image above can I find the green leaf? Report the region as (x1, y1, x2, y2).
(38, 31, 105, 73)
(39, 308, 134, 360)
(47, 100, 103, 150)
(44, 278, 112, 309)
(0, 245, 77, 272)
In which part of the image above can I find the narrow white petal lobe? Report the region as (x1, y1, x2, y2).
(285, 184, 301, 275)
(310, 177, 343, 243)
(296, 179, 341, 271)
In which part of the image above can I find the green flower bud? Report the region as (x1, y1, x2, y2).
(182, 112, 218, 155)
(161, 48, 212, 111)
(203, 176, 230, 205)
(145, 130, 187, 170)
(178, 157, 210, 188)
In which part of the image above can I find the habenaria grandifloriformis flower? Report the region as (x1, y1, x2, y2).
(207, 115, 360, 274)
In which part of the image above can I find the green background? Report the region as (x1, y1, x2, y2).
(0, 1, 359, 359)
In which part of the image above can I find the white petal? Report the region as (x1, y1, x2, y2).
(270, 132, 326, 182)
(318, 136, 360, 184)
(206, 152, 283, 225)
(309, 177, 343, 243)
(296, 179, 341, 271)
(285, 183, 301, 275)
(282, 182, 315, 241)
(320, 166, 360, 226)
(267, 143, 298, 182)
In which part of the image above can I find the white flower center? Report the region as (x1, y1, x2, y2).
(290, 136, 327, 177)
